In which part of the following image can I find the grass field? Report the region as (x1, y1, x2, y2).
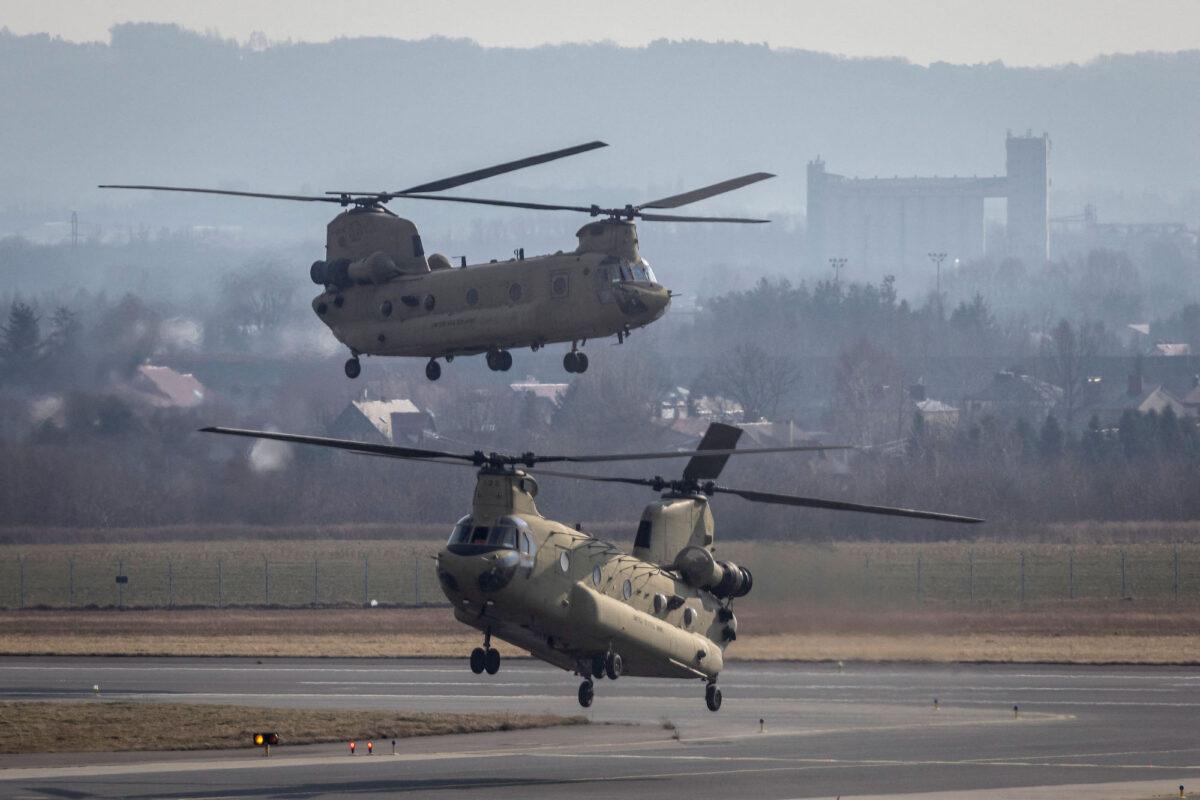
(3, 604, 1199, 663)
(0, 700, 585, 754)
(2, 538, 1199, 609)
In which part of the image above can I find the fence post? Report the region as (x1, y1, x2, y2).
(363, 556, 369, 607)
(313, 559, 319, 607)
(1174, 547, 1180, 602)
(1120, 550, 1127, 598)
(968, 549, 974, 601)
(916, 553, 923, 600)
(413, 557, 420, 605)
(1068, 551, 1074, 600)
(68, 559, 74, 608)
(217, 558, 223, 608)
(863, 553, 870, 599)
(18, 557, 25, 609)
(117, 558, 124, 609)
(167, 560, 174, 608)
(263, 556, 270, 606)
(1019, 552, 1026, 602)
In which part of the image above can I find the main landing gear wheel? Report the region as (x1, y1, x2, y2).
(425, 359, 441, 381)
(563, 351, 589, 374)
(484, 647, 501, 675)
(604, 651, 623, 681)
(344, 357, 361, 379)
(469, 647, 486, 675)
(578, 680, 594, 708)
(705, 682, 722, 712)
(486, 350, 513, 372)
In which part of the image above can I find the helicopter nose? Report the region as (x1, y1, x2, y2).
(616, 284, 671, 320)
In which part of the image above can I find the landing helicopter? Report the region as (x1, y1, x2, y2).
(202, 422, 981, 712)
(102, 142, 774, 381)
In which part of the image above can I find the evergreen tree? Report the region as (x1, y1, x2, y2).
(1038, 414, 1063, 460)
(0, 300, 41, 383)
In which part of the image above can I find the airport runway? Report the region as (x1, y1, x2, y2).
(1, 656, 1199, 799)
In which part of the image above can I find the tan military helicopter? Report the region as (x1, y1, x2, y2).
(102, 142, 773, 381)
(203, 422, 981, 711)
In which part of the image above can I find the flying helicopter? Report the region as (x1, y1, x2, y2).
(101, 142, 774, 381)
(202, 422, 981, 712)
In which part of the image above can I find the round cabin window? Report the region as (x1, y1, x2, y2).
(559, 551, 569, 573)
(508, 283, 522, 302)
(622, 579, 633, 600)
(683, 607, 696, 627)
(552, 275, 568, 296)
(380, 300, 392, 317)
(466, 288, 479, 306)
(424, 294, 436, 311)
(592, 566, 602, 587)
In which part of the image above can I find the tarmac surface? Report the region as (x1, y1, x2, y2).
(1, 656, 1198, 799)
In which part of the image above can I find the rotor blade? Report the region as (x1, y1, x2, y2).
(531, 468, 658, 488)
(99, 185, 349, 203)
(713, 486, 984, 524)
(395, 193, 596, 214)
(538, 443, 853, 465)
(638, 212, 770, 223)
(683, 423, 743, 482)
(396, 140, 608, 194)
(199, 427, 479, 463)
(637, 172, 775, 210)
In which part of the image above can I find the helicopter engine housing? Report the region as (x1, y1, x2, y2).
(673, 545, 753, 599)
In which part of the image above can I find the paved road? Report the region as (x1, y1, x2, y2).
(1, 657, 1198, 799)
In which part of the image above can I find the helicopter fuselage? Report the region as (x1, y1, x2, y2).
(310, 208, 670, 365)
(434, 469, 729, 682)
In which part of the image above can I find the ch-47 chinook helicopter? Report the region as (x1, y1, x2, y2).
(102, 141, 773, 381)
(202, 422, 981, 712)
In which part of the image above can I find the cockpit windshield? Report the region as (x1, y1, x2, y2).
(447, 516, 522, 550)
(603, 257, 657, 285)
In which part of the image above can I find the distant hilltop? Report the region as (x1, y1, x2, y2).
(1, 24, 1197, 215)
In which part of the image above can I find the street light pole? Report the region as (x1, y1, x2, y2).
(829, 256, 847, 285)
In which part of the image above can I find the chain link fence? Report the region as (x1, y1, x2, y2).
(2, 541, 1199, 609)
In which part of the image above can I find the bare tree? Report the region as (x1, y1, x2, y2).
(1044, 318, 1103, 430)
(702, 343, 802, 422)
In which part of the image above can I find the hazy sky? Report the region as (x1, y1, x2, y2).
(4, 0, 1199, 66)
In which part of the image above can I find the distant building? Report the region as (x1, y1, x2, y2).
(127, 364, 206, 409)
(1080, 371, 1189, 427)
(510, 377, 569, 426)
(806, 131, 1050, 278)
(963, 370, 1062, 423)
(329, 397, 434, 445)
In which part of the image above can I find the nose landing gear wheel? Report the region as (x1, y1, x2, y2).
(484, 647, 501, 675)
(469, 647, 486, 675)
(578, 680, 594, 708)
(705, 682, 722, 712)
(344, 357, 361, 379)
(425, 359, 441, 381)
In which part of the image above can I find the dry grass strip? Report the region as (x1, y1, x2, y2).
(0, 700, 585, 754)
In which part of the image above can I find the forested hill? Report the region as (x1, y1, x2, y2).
(2, 24, 1198, 220)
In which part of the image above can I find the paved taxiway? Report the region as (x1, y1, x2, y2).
(1, 657, 1198, 799)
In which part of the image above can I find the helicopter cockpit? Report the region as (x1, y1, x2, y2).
(600, 257, 659, 286)
(446, 515, 535, 556)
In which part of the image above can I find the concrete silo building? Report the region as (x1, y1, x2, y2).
(806, 131, 1050, 279)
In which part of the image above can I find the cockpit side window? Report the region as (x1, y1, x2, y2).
(487, 524, 517, 549)
(448, 516, 473, 545)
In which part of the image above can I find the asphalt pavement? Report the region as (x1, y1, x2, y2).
(1, 656, 1198, 799)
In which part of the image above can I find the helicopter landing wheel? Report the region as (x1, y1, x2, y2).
(705, 682, 722, 712)
(484, 647, 500, 675)
(486, 350, 512, 371)
(344, 357, 361, 379)
(469, 647, 486, 675)
(563, 351, 588, 373)
(591, 655, 605, 680)
(578, 680, 594, 708)
(425, 359, 441, 381)
(604, 651, 623, 681)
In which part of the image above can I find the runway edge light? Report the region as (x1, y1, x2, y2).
(253, 732, 279, 756)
